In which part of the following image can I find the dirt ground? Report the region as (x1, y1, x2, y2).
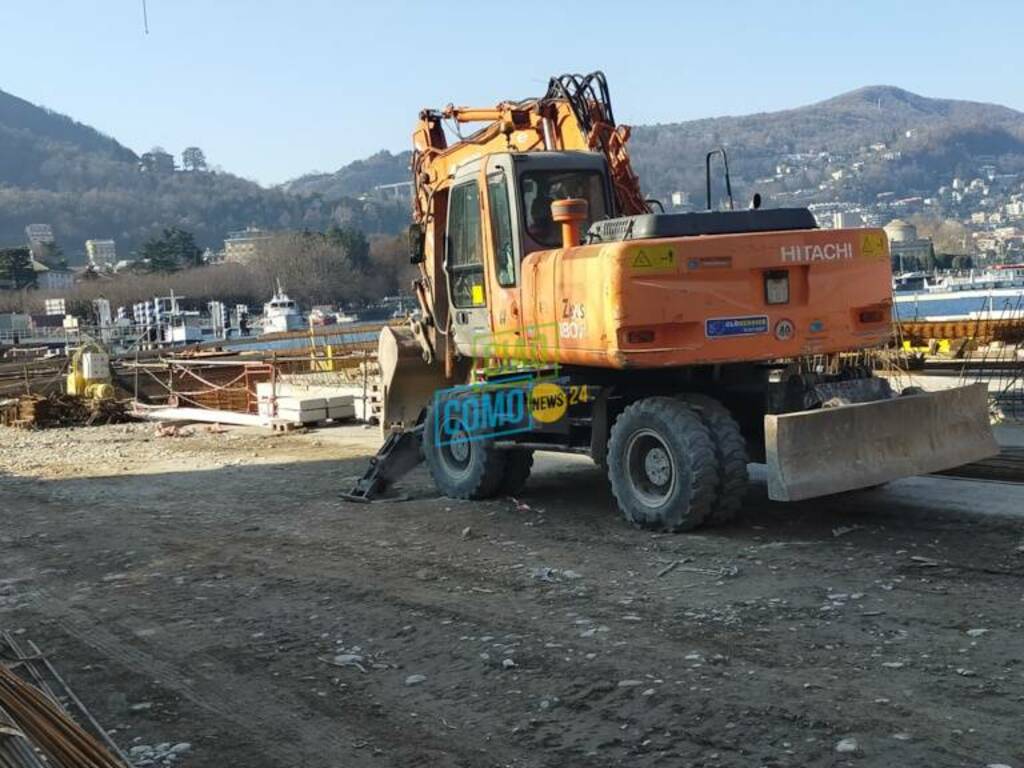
(1, 422, 1023, 768)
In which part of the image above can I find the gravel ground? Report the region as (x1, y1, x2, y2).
(1, 422, 1023, 768)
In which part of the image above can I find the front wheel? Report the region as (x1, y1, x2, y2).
(607, 397, 719, 532)
(422, 405, 507, 499)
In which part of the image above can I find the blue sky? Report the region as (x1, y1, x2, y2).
(2, 0, 1022, 185)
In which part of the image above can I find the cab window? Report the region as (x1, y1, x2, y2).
(488, 170, 516, 287)
(521, 169, 608, 250)
(448, 181, 486, 308)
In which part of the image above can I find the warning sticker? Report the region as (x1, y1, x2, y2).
(860, 231, 888, 260)
(471, 284, 485, 306)
(630, 246, 676, 272)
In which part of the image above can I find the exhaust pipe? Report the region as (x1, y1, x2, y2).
(551, 198, 589, 248)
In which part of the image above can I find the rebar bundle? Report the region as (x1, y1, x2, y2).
(0, 666, 126, 768)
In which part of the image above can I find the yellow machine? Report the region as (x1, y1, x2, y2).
(347, 72, 997, 531)
(66, 344, 114, 401)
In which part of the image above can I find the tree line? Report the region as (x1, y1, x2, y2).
(0, 225, 414, 317)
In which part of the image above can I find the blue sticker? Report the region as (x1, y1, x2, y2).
(706, 315, 769, 338)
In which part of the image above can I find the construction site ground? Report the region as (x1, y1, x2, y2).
(1, 422, 1023, 768)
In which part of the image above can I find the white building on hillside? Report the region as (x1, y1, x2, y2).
(86, 239, 117, 269)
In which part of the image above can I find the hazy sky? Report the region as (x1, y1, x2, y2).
(3, 0, 1022, 185)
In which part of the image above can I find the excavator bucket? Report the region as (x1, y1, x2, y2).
(378, 325, 448, 433)
(765, 383, 998, 501)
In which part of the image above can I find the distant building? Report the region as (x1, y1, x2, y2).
(224, 227, 272, 264)
(44, 298, 67, 316)
(25, 223, 55, 246)
(884, 219, 932, 270)
(833, 211, 864, 229)
(368, 181, 414, 203)
(85, 239, 117, 269)
(139, 149, 176, 174)
(30, 258, 74, 291)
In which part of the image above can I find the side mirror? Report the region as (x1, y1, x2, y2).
(408, 223, 425, 264)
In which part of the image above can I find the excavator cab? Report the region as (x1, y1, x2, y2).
(445, 151, 613, 359)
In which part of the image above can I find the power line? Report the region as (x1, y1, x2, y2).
(142, 0, 150, 34)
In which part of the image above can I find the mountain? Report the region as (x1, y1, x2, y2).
(0, 88, 137, 187)
(289, 86, 1024, 210)
(628, 85, 1024, 204)
(0, 89, 406, 263)
(282, 150, 411, 198)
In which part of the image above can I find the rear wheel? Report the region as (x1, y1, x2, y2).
(678, 394, 749, 524)
(607, 397, 718, 531)
(423, 405, 507, 499)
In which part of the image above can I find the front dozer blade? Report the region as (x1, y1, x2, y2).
(764, 383, 998, 502)
(378, 324, 449, 434)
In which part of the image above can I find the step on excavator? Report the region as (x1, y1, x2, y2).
(346, 72, 998, 531)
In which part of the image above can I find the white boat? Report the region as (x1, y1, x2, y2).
(261, 283, 305, 335)
(892, 266, 1024, 321)
(164, 312, 204, 345)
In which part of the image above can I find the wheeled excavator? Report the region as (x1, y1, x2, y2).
(346, 72, 997, 531)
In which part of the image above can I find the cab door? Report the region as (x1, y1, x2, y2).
(482, 157, 526, 364)
(446, 168, 490, 356)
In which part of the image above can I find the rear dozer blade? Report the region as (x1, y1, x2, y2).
(378, 325, 449, 435)
(765, 383, 998, 502)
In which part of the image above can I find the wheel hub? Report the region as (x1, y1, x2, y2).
(625, 428, 677, 508)
(448, 434, 470, 462)
(644, 446, 671, 486)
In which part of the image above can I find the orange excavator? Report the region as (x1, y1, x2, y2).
(347, 72, 997, 531)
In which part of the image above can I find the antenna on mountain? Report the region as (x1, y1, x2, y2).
(141, 0, 150, 34)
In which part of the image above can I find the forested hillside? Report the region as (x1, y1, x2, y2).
(0, 88, 405, 262)
(628, 86, 1024, 203)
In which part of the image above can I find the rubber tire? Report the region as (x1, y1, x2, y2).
(607, 397, 719, 532)
(677, 393, 749, 524)
(422, 405, 508, 500)
(497, 449, 534, 496)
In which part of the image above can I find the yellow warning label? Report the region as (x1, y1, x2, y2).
(630, 246, 676, 272)
(529, 381, 567, 424)
(860, 231, 888, 260)
(471, 284, 485, 305)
